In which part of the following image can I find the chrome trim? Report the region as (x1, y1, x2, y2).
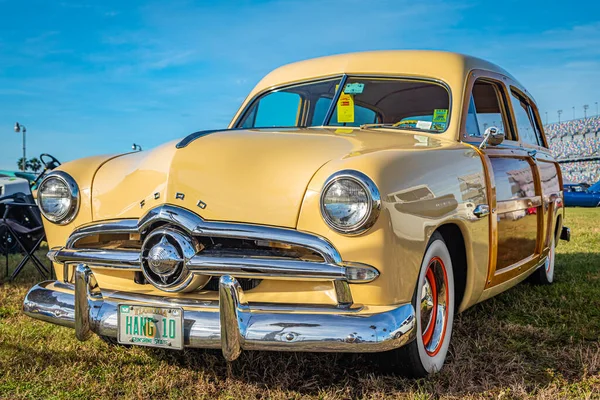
(473, 204, 490, 218)
(322, 74, 348, 125)
(496, 196, 542, 214)
(320, 170, 381, 235)
(53, 205, 380, 304)
(23, 270, 416, 358)
(140, 227, 208, 293)
(49, 248, 141, 269)
(37, 171, 80, 225)
(74, 264, 93, 341)
(49, 247, 380, 283)
(66, 219, 138, 248)
(186, 255, 378, 283)
(478, 126, 505, 149)
(219, 275, 248, 361)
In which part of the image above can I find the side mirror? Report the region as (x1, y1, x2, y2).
(479, 126, 504, 149)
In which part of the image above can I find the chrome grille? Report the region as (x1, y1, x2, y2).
(48, 205, 379, 305)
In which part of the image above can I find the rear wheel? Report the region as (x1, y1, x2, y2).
(380, 231, 455, 377)
(530, 235, 556, 285)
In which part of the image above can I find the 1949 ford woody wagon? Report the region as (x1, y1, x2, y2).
(24, 50, 571, 376)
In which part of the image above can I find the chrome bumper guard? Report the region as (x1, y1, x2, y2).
(23, 265, 416, 360)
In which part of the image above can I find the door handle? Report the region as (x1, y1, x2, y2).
(528, 149, 537, 159)
(473, 204, 490, 218)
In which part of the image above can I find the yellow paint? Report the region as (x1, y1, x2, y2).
(39, 51, 563, 314)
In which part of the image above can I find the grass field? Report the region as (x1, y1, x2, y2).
(0, 208, 599, 399)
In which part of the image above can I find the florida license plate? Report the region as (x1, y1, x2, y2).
(117, 304, 184, 349)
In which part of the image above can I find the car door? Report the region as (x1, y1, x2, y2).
(462, 71, 545, 288)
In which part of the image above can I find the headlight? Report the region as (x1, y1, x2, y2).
(320, 170, 380, 234)
(37, 171, 79, 224)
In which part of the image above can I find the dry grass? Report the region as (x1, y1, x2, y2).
(0, 208, 599, 399)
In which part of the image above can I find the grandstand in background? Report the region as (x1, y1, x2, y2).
(544, 115, 600, 184)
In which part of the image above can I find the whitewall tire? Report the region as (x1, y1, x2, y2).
(530, 235, 556, 285)
(380, 231, 455, 376)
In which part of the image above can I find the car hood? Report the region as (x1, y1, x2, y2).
(90, 127, 446, 227)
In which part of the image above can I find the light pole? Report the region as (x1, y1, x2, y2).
(545, 111, 548, 125)
(596, 102, 598, 116)
(14, 122, 26, 172)
(132, 143, 142, 151)
(572, 106, 575, 120)
(584, 104, 589, 119)
(558, 110, 563, 123)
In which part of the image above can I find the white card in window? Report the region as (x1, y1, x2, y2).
(416, 121, 432, 130)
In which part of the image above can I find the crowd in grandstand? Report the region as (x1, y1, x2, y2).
(544, 116, 600, 184)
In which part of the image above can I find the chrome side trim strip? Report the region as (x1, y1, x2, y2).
(496, 196, 542, 214)
(23, 269, 416, 357)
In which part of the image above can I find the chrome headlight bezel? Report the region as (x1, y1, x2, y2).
(37, 171, 80, 225)
(320, 170, 381, 235)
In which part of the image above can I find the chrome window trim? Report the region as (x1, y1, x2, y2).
(37, 170, 80, 225)
(320, 170, 381, 235)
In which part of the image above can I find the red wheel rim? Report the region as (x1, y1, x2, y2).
(420, 256, 449, 357)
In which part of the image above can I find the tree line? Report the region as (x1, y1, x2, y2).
(16, 157, 42, 173)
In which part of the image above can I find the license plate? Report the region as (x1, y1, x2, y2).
(117, 304, 184, 350)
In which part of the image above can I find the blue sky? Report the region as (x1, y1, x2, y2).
(1, 0, 599, 170)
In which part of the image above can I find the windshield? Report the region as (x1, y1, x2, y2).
(589, 181, 600, 192)
(236, 76, 451, 133)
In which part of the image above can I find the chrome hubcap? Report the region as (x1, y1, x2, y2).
(420, 279, 434, 333)
(420, 257, 449, 356)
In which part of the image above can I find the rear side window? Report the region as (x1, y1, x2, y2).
(510, 90, 546, 148)
(510, 91, 541, 146)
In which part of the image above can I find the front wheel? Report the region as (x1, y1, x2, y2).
(380, 231, 455, 377)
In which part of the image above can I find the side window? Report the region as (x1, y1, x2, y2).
(245, 91, 301, 128)
(311, 97, 333, 126)
(470, 80, 510, 139)
(510, 91, 540, 146)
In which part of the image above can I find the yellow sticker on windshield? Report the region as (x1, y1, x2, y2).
(433, 109, 448, 123)
(337, 93, 354, 123)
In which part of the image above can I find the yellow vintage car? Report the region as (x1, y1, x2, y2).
(23, 50, 570, 376)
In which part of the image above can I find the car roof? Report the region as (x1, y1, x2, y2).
(231, 50, 526, 133)
(250, 50, 518, 94)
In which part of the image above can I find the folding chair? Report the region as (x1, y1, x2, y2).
(0, 198, 51, 281)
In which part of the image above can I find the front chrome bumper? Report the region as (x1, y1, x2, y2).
(23, 265, 416, 360)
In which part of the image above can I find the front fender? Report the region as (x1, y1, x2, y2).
(297, 138, 489, 308)
(42, 153, 130, 279)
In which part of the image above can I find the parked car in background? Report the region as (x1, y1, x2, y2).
(0, 170, 37, 185)
(564, 180, 600, 207)
(23, 51, 570, 377)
